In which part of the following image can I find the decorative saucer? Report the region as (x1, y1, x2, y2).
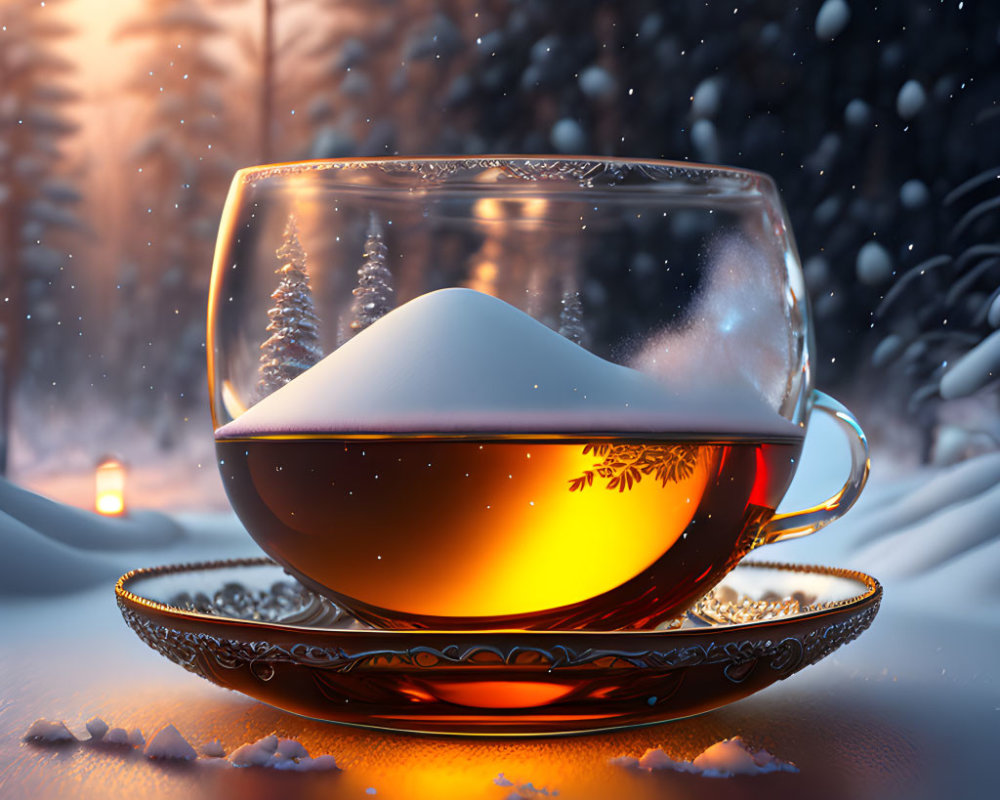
(116, 558, 880, 736)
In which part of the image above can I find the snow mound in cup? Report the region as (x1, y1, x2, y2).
(217, 288, 797, 438)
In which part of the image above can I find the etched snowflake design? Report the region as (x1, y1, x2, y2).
(569, 443, 701, 492)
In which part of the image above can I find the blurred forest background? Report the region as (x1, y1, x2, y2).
(1, 0, 998, 508)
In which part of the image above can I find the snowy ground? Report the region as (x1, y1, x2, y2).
(1, 414, 998, 799)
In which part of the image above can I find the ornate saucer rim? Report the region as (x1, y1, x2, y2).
(115, 557, 882, 636)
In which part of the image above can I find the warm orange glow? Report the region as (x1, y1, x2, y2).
(472, 196, 549, 229)
(95, 457, 126, 517)
(474, 443, 709, 616)
(473, 197, 503, 220)
(466, 259, 499, 296)
(96, 492, 124, 516)
(520, 196, 549, 220)
(431, 681, 576, 709)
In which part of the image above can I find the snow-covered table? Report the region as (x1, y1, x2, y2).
(2, 418, 998, 799)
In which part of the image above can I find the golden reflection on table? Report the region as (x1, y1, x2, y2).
(10, 677, 921, 800)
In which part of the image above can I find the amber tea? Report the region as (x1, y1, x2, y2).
(216, 432, 803, 630)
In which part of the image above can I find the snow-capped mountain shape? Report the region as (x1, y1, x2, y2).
(217, 288, 799, 438)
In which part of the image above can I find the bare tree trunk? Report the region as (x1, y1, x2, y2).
(0, 204, 23, 477)
(0, 357, 6, 475)
(261, 0, 275, 162)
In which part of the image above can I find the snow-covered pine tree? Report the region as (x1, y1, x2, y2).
(0, 0, 82, 474)
(307, 2, 467, 159)
(559, 290, 587, 346)
(871, 163, 1000, 462)
(118, 0, 233, 433)
(257, 216, 323, 399)
(350, 214, 395, 334)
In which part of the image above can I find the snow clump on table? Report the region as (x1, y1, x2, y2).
(228, 733, 338, 771)
(143, 724, 198, 761)
(201, 739, 226, 758)
(104, 728, 131, 746)
(494, 773, 559, 797)
(21, 717, 338, 772)
(611, 736, 798, 777)
(23, 719, 77, 743)
(85, 716, 109, 740)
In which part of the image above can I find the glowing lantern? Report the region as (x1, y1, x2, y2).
(95, 456, 127, 517)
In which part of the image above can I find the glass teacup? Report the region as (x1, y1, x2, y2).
(208, 157, 868, 630)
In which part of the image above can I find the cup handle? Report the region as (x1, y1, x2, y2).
(755, 390, 870, 547)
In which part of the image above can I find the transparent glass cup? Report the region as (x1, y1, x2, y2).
(208, 156, 869, 631)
